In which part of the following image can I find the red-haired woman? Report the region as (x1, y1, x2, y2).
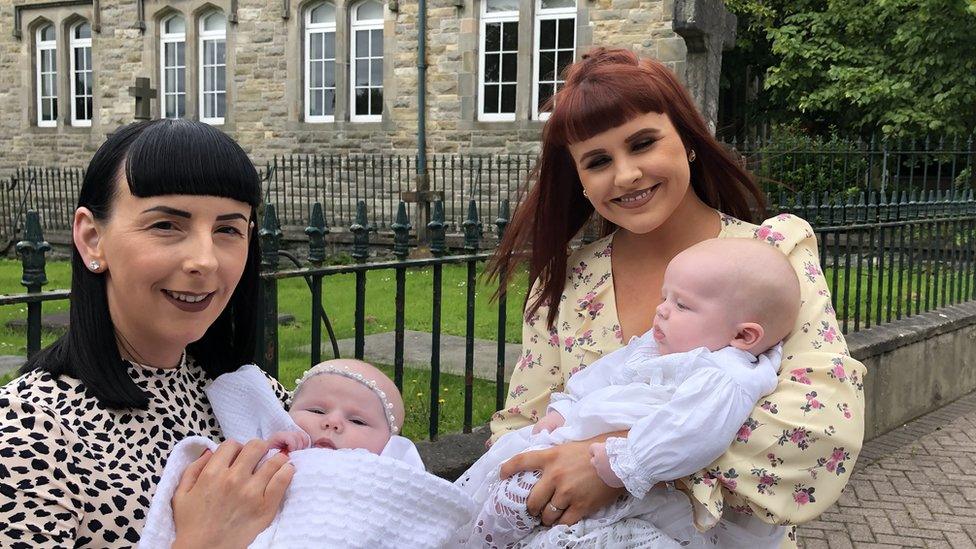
(487, 48, 865, 547)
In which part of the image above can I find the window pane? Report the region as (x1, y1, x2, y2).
(557, 50, 573, 79)
(369, 87, 382, 115)
(166, 95, 176, 117)
(216, 66, 225, 91)
(41, 74, 52, 97)
(311, 60, 323, 87)
(176, 42, 185, 66)
(216, 41, 226, 64)
(501, 84, 516, 113)
(311, 89, 323, 116)
(502, 22, 518, 50)
(538, 83, 554, 110)
(168, 16, 186, 34)
(356, 59, 369, 85)
(540, 20, 556, 49)
(370, 59, 383, 86)
(541, 0, 575, 8)
(75, 72, 85, 96)
(204, 67, 214, 91)
(539, 50, 554, 81)
(356, 30, 368, 56)
(324, 32, 335, 59)
(75, 96, 85, 118)
(356, 0, 383, 21)
(51, 98, 58, 119)
(485, 23, 500, 52)
(502, 52, 517, 82)
(74, 49, 84, 72)
(485, 54, 499, 83)
(355, 88, 369, 115)
(84, 73, 92, 95)
(483, 84, 499, 114)
(216, 92, 225, 117)
(85, 47, 92, 68)
(42, 98, 52, 120)
(177, 95, 185, 117)
(177, 68, 185, 93)
(486, 0, 519, 12)
(324, 89, 335, 115)
(204, 12, 226, 32)
(165, 42, 174, 66)
(41, 25, 55, 41)
(310, 3, 336, 24)
(558, 18, 574, 49)
(370, 29, 383, 57)
(204, 41, 214, 65)
(75, 22, 91, 39)
(324, 60, 335, 87)
(311, 32, 323, 59)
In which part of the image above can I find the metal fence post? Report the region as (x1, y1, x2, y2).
(258, 204, 282, 378)
(427, 201, 446, 440)
(16, 211, 49, 358)
(391, 201, 412, 391)
(494, 199, 510, 412)
(350, 201, 370, 360)
(305, 202, 328, 367)
(461, 200, 482, 433)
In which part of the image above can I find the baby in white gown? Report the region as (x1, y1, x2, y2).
(456, 238, 802, 548)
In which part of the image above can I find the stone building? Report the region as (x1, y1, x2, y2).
(0, 0, 735, 172)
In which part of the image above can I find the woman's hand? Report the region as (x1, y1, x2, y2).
(171, 439, 295, 549)
(499, 436, 627, 527)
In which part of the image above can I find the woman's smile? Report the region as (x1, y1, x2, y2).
(612, 184, 660, 209)
(162, 289, 217, 312)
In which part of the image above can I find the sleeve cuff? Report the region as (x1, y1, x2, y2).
(605, 436, 655, 499)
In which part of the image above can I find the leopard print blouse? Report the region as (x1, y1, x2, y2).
(0, 355, 288, 548)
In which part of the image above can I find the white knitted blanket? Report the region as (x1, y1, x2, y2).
(138, 365, 476, 548)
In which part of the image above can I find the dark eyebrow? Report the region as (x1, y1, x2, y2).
(624, 128, 662, 144)
(141, 206, 248, 222)
(141, 206, 191, 218)
(578, 148, 607, 164)
(216, 213, 248, 222)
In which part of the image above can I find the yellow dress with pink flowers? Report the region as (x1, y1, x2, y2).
(489, 213, 866, 548)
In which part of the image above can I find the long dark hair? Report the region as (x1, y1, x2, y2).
(23, 119, 263, 409)
(487, 47, 766, 329)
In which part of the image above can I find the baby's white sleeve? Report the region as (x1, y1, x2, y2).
(604, 353, 777, 499)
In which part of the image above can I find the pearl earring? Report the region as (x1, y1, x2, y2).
(582, 188, 589, 198)
(89, 260, 101, 272)
(688, 149, 697, 163)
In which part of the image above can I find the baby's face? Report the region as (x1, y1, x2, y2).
(289, 374, 392, 454)
(653, 258, 740, 354)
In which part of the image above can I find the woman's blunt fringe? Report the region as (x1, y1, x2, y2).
(22, 119, 262, 410)
(486, 47, 765, 329)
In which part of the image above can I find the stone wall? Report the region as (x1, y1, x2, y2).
(0, 0, 734, 173)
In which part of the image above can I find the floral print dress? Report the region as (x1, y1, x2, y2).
(489, 213, 866, 547)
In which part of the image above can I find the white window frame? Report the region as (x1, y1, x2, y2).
(532, 0, 576, 121)
(349, 0, 384, 123)
(160, 14, 186, 119)
(478, 1, 519, 122)
(199, 11, 227, 125)
(36, 24, 58, 128)
(304, 3, 337, 123)
(69, 21, 93, 127)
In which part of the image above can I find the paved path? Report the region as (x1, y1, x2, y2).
(799, 391, 976, 548)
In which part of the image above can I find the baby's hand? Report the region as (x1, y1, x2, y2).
(267, 431, 311, 454)
(531, 411, 566, 434)
(588, 443, 624, 488)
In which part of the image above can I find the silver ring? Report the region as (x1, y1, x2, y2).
(547, 503, 566, 513)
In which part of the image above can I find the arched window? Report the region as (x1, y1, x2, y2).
(69, 21, 93, 126)
(532, 0, 575, 120)
(160, 14, 186, 119)
(305, 2, 336, 122)
(350, 0, 383, 122)
(478, 0, 519, 122)
(199, 11, 226, 124)
(36, 24, 58, 127)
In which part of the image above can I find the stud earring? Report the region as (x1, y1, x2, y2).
(688, 149, 697, 163)
(89, 260, 101, 272)
(582, 188, 589, 198)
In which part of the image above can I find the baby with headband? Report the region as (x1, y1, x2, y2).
(266, 358, 405, 455)
(139, 359, 476, 549)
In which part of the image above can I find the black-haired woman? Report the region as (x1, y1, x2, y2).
(0, 119, 294, 547)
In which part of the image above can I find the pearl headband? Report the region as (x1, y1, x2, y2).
(295, 363, 399, 434)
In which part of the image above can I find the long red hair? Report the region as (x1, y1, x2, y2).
(487, 47, 766, 329)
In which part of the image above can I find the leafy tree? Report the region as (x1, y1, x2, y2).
(722, 0, 976, 138)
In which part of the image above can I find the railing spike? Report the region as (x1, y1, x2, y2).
(305, 202, 328, 266)
(392, 201, 412, 261)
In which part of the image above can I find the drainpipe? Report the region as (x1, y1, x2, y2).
(416, 0, 430, 239)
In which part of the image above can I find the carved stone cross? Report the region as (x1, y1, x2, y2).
(128, 77, 157, 120)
